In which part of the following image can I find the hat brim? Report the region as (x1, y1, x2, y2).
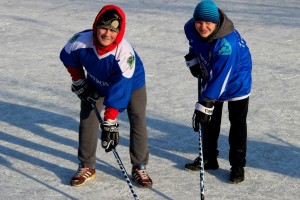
(97, 25, 119, 33)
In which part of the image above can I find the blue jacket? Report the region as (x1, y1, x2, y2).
(184, 10, 252, 102)
(60, 30, 145, 112)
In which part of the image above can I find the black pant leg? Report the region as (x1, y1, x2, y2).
(202, 101, 223, 160)
(228, 97, 249, 167)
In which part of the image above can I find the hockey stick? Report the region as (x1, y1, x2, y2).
(198, 129, 205, 200)
(197, 78, 205, 200)
(88, 99, 139, 200)
(112, 149, 139, 200)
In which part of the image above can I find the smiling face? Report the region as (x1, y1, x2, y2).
(96, 27, 119, 47)
(194, 21, 217, 39)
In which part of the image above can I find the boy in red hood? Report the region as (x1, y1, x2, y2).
(60, 5, 152, 188)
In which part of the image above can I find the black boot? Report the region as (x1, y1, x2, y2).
(185, 157, 219, 171)
(229, 166, 245, 184)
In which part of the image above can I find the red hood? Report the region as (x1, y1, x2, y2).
(93, 5, 126, 55)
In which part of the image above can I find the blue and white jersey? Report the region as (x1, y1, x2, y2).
(60, 30, 145, 112)
(184, 17, 252, 102)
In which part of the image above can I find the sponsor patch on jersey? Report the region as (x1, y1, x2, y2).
(219, 38, 232, 56)
(69, 34, 80, 43)
(127, 55, 135, 70)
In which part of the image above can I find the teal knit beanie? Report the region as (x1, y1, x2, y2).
(193, 0, 220, 23)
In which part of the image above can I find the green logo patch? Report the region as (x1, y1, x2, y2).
(127, 55, 135, 69)
(69, 34, 80, 43)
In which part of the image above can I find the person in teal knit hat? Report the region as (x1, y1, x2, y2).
(184, 0, 252, 184)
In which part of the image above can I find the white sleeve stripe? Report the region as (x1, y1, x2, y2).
(218, 66, 232, 98)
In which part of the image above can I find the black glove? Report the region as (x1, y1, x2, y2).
(185, 53, 201, 78)
(100, 120, 119, 152)
(192, 101, 214, 131)
(184, 53, 209, 80)
(71, 79, 99, 102)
